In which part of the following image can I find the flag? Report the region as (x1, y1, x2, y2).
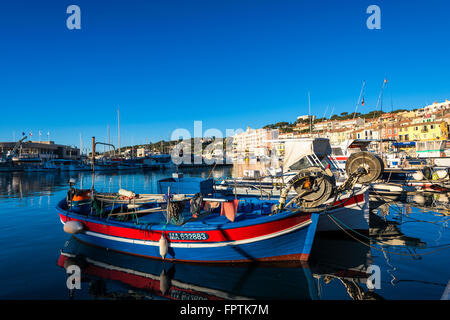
(22, 132, 25, 136)
(384, 79, 388, 84)
(361, 97, 365, 106)
(29, 131, 33, 137)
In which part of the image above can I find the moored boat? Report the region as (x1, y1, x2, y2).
(57, 196, 321, 263)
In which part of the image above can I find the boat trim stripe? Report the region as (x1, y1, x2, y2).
(69, 219, 312, 248)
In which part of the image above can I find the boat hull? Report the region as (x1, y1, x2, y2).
(57, 204, 319, 263)
(316, 191, 369, 233)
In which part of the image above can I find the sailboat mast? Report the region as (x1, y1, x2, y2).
(79, 132, 83, 157)
(308, 91, 312, 136)
(107, 124, 110, 156)
(375, 79, 387, 115)
(118, 107, 121, 158)
(353, 80, 366, 120)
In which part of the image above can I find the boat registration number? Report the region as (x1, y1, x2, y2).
(167, 232, 209, 241)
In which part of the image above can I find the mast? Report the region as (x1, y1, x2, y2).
(107, 123, 110, 156)
(91, 136, 96, 190)
(374, 79, 388, 116)
(353, 80, 366, 120)
(308, 91, 312, 136)
(79, 132, 83, 157)
(118, 107, 121, 158)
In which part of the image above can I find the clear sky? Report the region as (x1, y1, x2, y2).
(0, 0, 449, 151)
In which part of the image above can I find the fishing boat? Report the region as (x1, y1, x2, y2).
(0, 159, 22, 172)
(57, 192, 321, 263)
(21, 158, 58, 172)
(415, 139, 450, 167)
(216, 138, 344, 198)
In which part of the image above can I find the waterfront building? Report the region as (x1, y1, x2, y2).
(423, 100, 450, 114)
(297, 115, 316, 122)
(327, 128, 354, 145)
(0, 141, 80, 160)
(398, 121, 448, 142)
(354, 125, 381, 140)
(232, 127, 279, 158)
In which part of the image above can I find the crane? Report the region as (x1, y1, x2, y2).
(6, 136, 27, 160)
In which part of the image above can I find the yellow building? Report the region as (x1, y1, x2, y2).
(398, 121, 448, 142)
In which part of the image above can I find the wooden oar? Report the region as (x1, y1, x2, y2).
(108, 207, 163, 217)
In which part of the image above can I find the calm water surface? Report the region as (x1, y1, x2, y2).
(0, 168, 448, 300)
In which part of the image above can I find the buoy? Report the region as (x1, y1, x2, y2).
(435, 170, 448, 180)
(412, 194, 425, 205)
(422, 167, 433, 180)
(159, 269, 170, 295)
(438, 194, 449, 203)
(412, 171, 424, 181)
(127, 204, 142, 209)
(63, 220, 84, 234)
(159, 234, 168, 259)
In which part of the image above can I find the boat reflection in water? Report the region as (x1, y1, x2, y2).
(57, 231, 382, 300)
(405, 192, 450, 216)
(370, 206, 427, 250)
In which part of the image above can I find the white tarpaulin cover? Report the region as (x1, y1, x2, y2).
(283, 138, 331, 172)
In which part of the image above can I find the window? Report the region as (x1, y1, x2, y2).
(289, 157, 312, 171)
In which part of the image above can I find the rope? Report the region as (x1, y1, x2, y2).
(327, 213, 450, 257)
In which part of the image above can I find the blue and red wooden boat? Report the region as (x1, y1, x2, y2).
(56, 186, 367, 263)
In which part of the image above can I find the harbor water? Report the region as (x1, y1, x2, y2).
(0, 168, 448, 300)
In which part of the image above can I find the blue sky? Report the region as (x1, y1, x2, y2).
(0, 0, 449, 150)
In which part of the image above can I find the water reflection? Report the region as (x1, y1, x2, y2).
(57, 230, 378, 300)
(0, 168, 448, 299)
(0, 167, 232, 200)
